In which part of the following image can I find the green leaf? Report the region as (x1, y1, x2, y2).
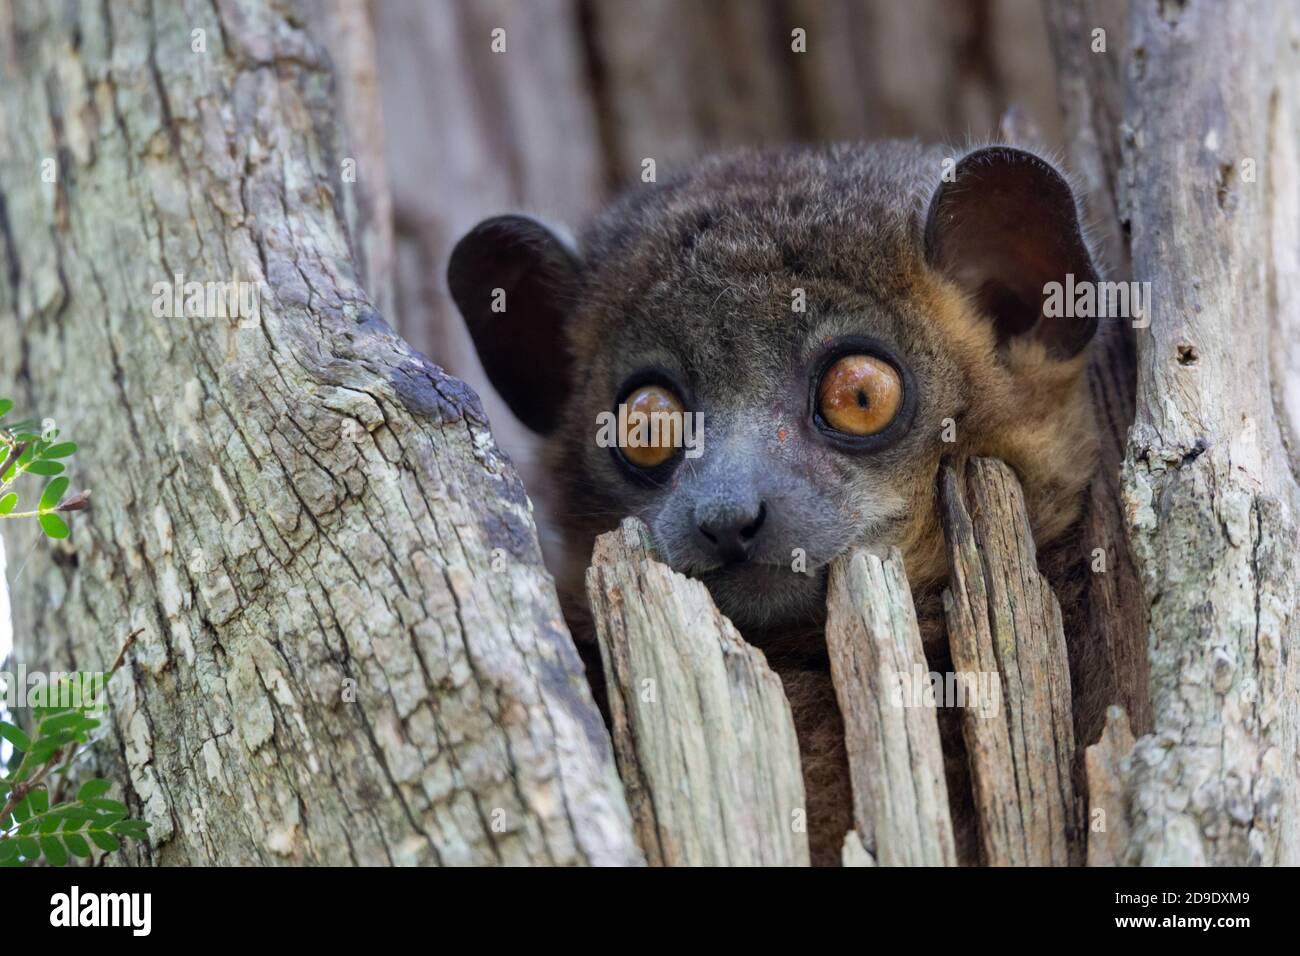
(24, 737, 67, 764)
(42, 442, 77, 459)
(62, 832, 92, 858)
(0, 839, 16, 862)
(37, 712, 86, 735)
(29, 789, 49, 814)
(88, 798, 129, 815)
(40, 476, 69, 511)
(0, 492, 16, 515)
(109, 819, 150, 837)
(39, 513, 69, 539)
(12, 795, 31, 823)
(39, 836, 67, 866)
(26, 460, 64, 476)
(0, 398, 12, 419)
(39, 815, 63, 834)
(0, 721, 31, 751)
(87, 830, 120, 852)
(77, 778, 112, 801)
(15, 836, 40, 859)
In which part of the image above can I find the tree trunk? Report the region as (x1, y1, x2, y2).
(3, 0, 1296, 870)
(1117, 0, 1300, 867)
(1047, 0, 1300, 866)
(0, 0, 639, 866)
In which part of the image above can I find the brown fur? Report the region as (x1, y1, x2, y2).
(452, 141, 1102, 866)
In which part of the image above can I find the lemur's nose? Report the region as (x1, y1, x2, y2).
(696, 501, 767, 564)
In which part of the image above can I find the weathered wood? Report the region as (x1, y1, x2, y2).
(1043, 0, 1151, 748)
(841, 829, 876, 867)
(586, 518, 809, 866)
(825, 548, 956, 866)
(1043, 0, 1130, 278)
(0, 0, 640, 866)
(1115, 0, 1300, 867)
(940, 459, 1080, 866)
(1084, 705, 1135, 867)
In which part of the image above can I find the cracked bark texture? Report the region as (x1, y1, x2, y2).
(1046, 0, 1300, 867)
(1115, 0, 1300, 867)
(0, 0, 639, 866)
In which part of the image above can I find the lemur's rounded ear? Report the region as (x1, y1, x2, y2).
(924, 146, 1098, 360)
(448, 215, 581, 434)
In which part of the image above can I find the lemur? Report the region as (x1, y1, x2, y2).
(448, 142, 1102, 866)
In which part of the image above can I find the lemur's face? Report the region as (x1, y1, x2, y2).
(551, 261, 959, 633)
(450, 143, 1100, 635)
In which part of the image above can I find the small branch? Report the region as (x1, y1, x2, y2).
(47, 742, 80, 806)
(109, 627, 143, 675)
(0, 754, 58, 822)
(0, 440, 27, 490)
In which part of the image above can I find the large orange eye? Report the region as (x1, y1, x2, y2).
(619, 385, 685, 468)
(816, 354, 902, 436)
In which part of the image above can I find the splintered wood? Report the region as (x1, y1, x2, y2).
(586, 518, 810, 866)
(940, 458, 1081, 866)
(1084, 705, 1136, 867)
(825, 548, 956, 865)
(588, 459, 1086, 868)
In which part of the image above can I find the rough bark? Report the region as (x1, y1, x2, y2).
(1042, 0, 1300, 869)
(1115, 0, 1300, 866)
(940, 460, 1080, 866)
(0, 0, 639, 866)
(825, 548, 955, 866)
(586, 518, 809, 866)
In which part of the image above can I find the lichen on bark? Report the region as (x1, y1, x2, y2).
(0, 0, 638, 866)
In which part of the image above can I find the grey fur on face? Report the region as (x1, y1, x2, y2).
(449, 141, 1100, 638)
